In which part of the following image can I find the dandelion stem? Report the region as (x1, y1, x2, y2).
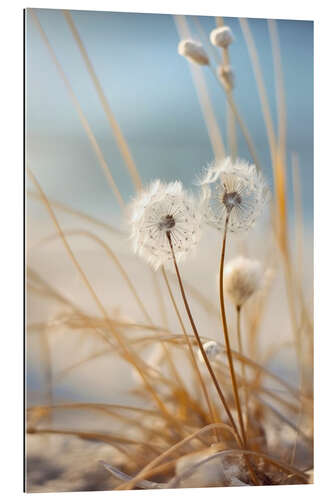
(236, 305, 249, 432)
(219, 214, 247, 447)
(165, 231, 241, 444)
(161, 266, 219, 434)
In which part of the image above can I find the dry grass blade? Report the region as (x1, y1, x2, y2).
(28, 190, 124, 236)
(29, 10, 125, 210)
(62, 10, 142, 192)
(100, 461, 165, 489)
(239, 18, 277, 165)
(174, 15, 225, 161)
(268, 19, 287, 164)
(31, 228, 153, 323)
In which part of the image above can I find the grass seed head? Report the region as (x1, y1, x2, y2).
(178, 39, 210, 66)
(210, 26, 234, 48)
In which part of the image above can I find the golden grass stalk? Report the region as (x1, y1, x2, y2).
(30, 10, 125, 210)
(28, 190, 124, 235)
(193, 17, 238, 160)
(240, 17, 304, 382)
(31, 228, 153, 323)
(62, 10, 142, 193)
(210, 69, 262, 169)
(239, 18, 277, 165)
(215, 17, 224, 28)
(268, 19, 287, 165)
(173, 15, 226, 161)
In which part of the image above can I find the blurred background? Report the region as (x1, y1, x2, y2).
(26, 9, 313, 222)
(26, 9, 313, 416)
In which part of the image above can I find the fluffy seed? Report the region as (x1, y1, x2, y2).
(178, 39, 209, 66)
(210, 26, 234, 48)
(128, 180, 202, 270)
(198, 340, 221, 363)
(199, 157, 270, 233)
(224, 256, 262, 307)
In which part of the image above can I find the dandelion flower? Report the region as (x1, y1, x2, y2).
(210, 26, 234, 48)
(129, 180, 201, 270)
(224, 256, 262, 307)
(200, 157, 269, 232)
(178, 39, 209, 66)
(198, 340, 221, 363)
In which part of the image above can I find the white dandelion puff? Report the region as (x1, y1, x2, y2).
(178, 39, 210, 66)
(198, 341, 221, 363)
(210, 26, 234, 48)
(129, 180, 202, 270)
(224, 256, 263, 307)
(199, 157, 269, 232)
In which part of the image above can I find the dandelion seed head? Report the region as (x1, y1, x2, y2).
(210, 26, 234, 48)
(224, 256, 263, 307)
(178, 39, 210, 66)
(129, 180, 202, 270)
(199, 157, 269, 232)
(198, 340, 221, 363)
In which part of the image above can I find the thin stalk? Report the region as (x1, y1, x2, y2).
(161, 266, 219, 434)
(236, 305, 249, 431)
(63, 10, 142, 192)
(219, 214, 247, 446)
(165, 231, 241, 445)
(208, 65, 261, 171)
(28, 191, 124, 236)
(150, 271, 185, 392)
(174, 15, 225, 161)
(216, 17, 224, 28)
(239, 17, 277, 167)
(30, 10, 125, 210)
